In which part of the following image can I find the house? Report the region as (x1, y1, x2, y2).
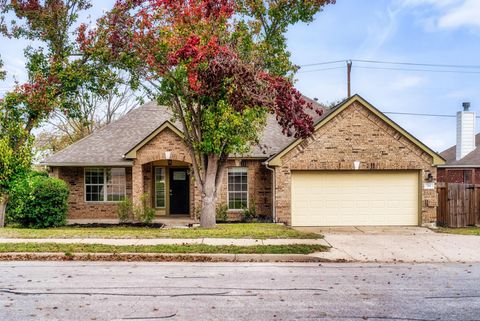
(438, 103, 480, 184)
(42, 94, 445, 227)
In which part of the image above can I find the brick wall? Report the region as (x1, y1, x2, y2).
(437, 168, 480, 184)
(217, 159, 273, 220)
(129, 127, 272, 220)
(274, 101, 438, 226)
(55, 167, 132, 219)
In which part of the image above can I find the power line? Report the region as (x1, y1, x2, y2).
(352, 59, 480, 69)
(297, 66, 345, 74)
(298, 59, 480, 69)
(383, 111, 480, 119)
(354, 65, 480, 74)
(299, 60, 345, 67)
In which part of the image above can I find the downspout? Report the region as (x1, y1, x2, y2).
(264, 161, 276, 223)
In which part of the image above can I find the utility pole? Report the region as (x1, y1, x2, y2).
(347, 60, 352, 98)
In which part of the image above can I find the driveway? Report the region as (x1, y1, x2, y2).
(296, 226, 480, 263)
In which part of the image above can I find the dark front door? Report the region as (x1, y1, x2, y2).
(169, 168, 190, 215)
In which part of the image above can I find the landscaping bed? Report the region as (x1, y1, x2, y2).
(0, 223, 321, 239)
(0, 243, 328, 254)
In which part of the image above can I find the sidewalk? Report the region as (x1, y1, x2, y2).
(0, 238, 329, 246)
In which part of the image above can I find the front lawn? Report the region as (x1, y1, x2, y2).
(0, 223, 321, 239)
(435, 227, 480, 236)
(0, 243, 328, 254)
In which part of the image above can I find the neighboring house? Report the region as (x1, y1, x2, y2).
(438, 103, 480, 184)
(42, 95, 445, 227)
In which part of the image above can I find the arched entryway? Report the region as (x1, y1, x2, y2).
(138, 160, 194, 217)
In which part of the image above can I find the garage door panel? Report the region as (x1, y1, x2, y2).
(291, 171, 419, 226)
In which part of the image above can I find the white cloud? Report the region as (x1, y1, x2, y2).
(398, 0, 480, 31)
(390, 74, 427, 91)
(400, 0, 459, 7)
(355, 6, 403, 58)
(438, 0, 480, 29)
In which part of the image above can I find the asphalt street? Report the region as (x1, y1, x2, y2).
(0, 261, 479, 321)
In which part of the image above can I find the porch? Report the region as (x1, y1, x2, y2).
(132, 159, 197, 220)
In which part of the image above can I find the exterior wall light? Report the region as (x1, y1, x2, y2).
(353, 160, 361, 170)
(165, 151, 172, 166)
(426, 172, 434, 182)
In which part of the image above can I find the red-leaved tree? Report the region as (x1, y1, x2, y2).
(81, 0, 333, 227)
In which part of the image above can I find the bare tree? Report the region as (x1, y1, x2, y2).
(38, 75, 143, 153)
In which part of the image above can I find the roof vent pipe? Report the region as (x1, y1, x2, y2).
(456, 102, 476, 161)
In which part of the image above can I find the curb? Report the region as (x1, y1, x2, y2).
(0, 252, 324, 263)
(0, 238, 328, 246)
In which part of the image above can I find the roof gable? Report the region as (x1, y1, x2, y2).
(267, 95, 445, 166)
(124, 121, 184, 159)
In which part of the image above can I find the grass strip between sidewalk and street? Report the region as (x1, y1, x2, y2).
(0, 243, 328, 254)
(0, 223, 321, 240)
(435, 227, 480, 236)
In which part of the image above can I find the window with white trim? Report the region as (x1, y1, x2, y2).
(85, 168, 126, 202)
(155, 167, 166, 208)
(227, 167, 248, 210)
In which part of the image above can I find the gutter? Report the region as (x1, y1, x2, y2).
(40, 161, 134, 167)
(437, 165, 480, 168)
(263, 161, 277, 223)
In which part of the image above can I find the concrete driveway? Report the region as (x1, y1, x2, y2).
(296, 226, 480, 263)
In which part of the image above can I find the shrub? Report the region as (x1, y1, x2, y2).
(216, 203, 229, 222)
(241, 198, 257, 223)
(117, 197, 134, 223)
(7, 174, 69, 228)
(133, 193, 156, 224)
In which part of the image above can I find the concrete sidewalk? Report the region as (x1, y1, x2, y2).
(302, 227, 480, 263)
(0, 237, 329, 246)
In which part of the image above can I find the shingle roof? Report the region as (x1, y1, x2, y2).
(42, 98, 326, 166)
(440, 134, 480, 166)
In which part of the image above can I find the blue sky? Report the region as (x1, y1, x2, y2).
(1, 0, 480, 152)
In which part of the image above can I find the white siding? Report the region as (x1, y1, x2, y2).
(456, 111, 476, 161)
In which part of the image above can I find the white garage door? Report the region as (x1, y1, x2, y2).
(291, 171, 419, 226)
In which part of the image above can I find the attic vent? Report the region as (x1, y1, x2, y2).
(240, 160, 247, 167)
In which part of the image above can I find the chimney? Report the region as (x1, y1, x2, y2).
(456, 102, 476, 160)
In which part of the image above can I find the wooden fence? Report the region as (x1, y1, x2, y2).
(437, 182, 480, 227)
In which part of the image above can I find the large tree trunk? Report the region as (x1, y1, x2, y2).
(198, 154, 226, 228)
(200, 188, 217, 228)
(0, 194, 8, 228)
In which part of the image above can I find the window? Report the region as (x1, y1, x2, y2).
(227, 167, 248, 210)
(85, 168, 105, 202)
(107, 168, 127, 201)
(155, 167, 166, 208)
(85, 168, 126, 202)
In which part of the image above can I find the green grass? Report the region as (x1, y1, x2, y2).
(0, 223, 321, 239)
(0, 243, 328, 254)
(435, 227, 480, 236)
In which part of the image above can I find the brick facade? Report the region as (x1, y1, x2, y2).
(437, 168, 480, 184)
(217, 160, 273, 220)
(53, 127, 273, 220)
(52, 167, 132, 219)
(132, 127, 196, 216)
(273, 101, 438, 226)
(52, 100, 439, 225)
